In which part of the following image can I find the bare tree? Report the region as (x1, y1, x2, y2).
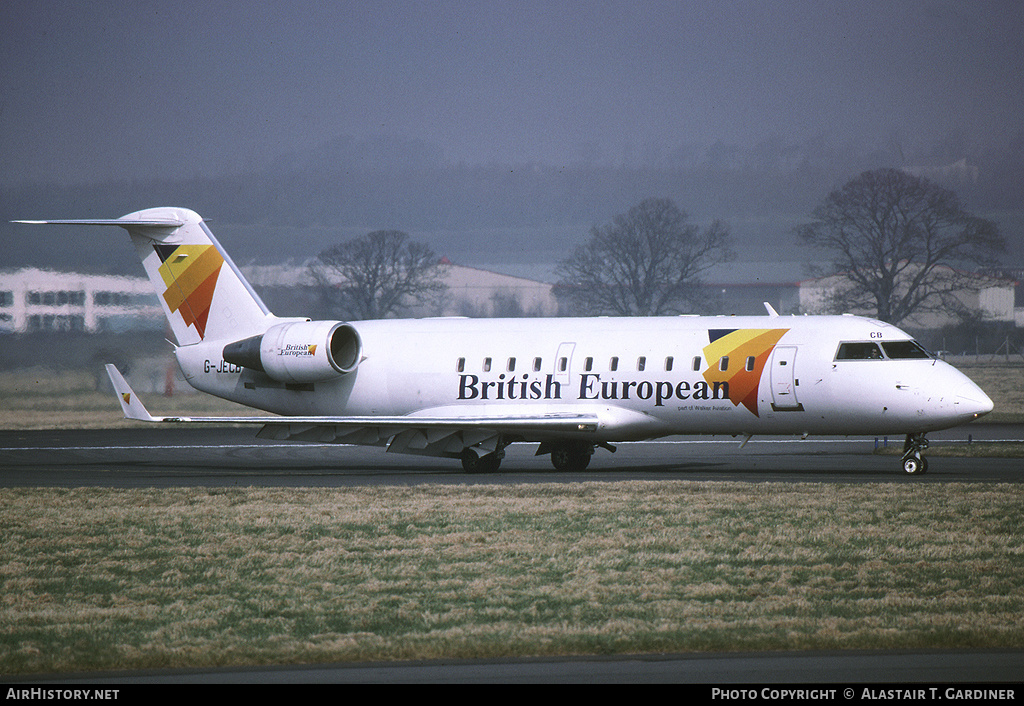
(554, 198, 733, 316)
(797, 168, 1004, 325)
(309, 230, 448, 320)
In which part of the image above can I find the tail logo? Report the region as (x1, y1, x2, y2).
(153, 244, 224, 340)
(702, 328, 789, 416)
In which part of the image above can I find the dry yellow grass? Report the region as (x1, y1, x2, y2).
(954, 362, 1024, 423)
(2, 482, 1022, 675)
(0, 368, 265, 429)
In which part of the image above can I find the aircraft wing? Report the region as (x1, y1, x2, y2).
(105, 364, 598, 456)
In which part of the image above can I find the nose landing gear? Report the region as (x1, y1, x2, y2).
(901, 433, 929, 475)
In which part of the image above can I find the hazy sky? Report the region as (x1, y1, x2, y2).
(3, 0, 1023, 185)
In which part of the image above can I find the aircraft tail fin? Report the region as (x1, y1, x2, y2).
(15, 208, 273, 345)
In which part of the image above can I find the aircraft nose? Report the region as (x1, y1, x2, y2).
(956, 380, 994, 419)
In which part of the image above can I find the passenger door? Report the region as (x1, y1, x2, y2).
(770, 345, 803, 411)
(554, 342, 575, 387)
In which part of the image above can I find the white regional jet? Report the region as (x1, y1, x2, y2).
(17, 207, 994, 474)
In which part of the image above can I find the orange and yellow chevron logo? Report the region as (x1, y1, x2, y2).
(153, 244, 224, 340)
(702, 328, 789, 416)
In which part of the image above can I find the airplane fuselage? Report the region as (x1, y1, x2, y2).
(20, 207, 993, 474)
(175, 313, 991, 443)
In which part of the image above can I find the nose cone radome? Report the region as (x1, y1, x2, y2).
(956, 380, 994, 420)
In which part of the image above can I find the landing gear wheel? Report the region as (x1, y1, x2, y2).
(461, 449, 503, 474)
(902, 454, 926, 475)
(901, 433, 930, 475)
(550, 443, 593, 472)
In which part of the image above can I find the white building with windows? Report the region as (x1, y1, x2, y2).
(0, 268, 162, 333)
(1, 261, 561, 335)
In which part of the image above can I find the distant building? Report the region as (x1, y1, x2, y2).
(706, 281, 801, 316)
(902, 158, 979, 185)
(436, 260, 560, 317)
(700, 261, 804, 316)
(242, 259, 561, 319)
(799, 265, 1016, 329)
(979, 267, 1024, 327)
(250, 259, 807, 320)
(0, 261, 561, 335)
(0, 268, 162, 334)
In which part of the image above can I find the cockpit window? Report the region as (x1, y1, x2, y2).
(835, 342, 884, 360)
(882, 340, 933, 359)
(835, 340, 936, 361)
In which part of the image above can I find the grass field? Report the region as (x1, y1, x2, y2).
(1, 483, 1023, 675)
(0, 367, 266, 429)
(952, 360, 1024, 425)
(1, 362, 1022, 676)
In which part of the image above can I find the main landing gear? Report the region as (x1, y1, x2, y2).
(536, 441, 613, 472)
(461, 447, 505, 474)
(549, 441, 594, 472)
(901, 433, 929, 475)
(462, 440, 611, 473)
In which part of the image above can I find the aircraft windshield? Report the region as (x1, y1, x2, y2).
(835, 340, 935, 361)
(881, 340, 933, 359)
(835, 342, 884, 360)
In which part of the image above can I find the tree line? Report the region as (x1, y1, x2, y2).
(312, 168, 1004, 327)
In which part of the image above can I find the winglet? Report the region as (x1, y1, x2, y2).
(105, 364, 156, 421)
(764, 302, 780, 317)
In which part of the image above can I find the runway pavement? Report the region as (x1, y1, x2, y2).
(1, 423, 1022, 487)
(23, 649, 1024, 684)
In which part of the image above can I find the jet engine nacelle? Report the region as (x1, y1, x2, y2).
(223, 320, 362, 384)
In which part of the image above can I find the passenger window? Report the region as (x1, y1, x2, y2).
(533, 357, 542, 371)
(507, 357, 516, 372)
(457, 357, 465, 373)
(720, 356, 729, 371)
(637, 356, 646, 372)
(835, 342, 884, 360)
(692, 356, 701, 371)
(558, 357, 568, 372)
(584, 357, 593, 371)
(610, 356, 619, 371)
(483, 357, 492, 372)
(745, 356, 755, 371)
(665, 356, 674, 372)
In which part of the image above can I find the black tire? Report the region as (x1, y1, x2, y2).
(461, 449, 502, 474)
(902, 455, 925, 475)
(550, 444, 592, 472)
